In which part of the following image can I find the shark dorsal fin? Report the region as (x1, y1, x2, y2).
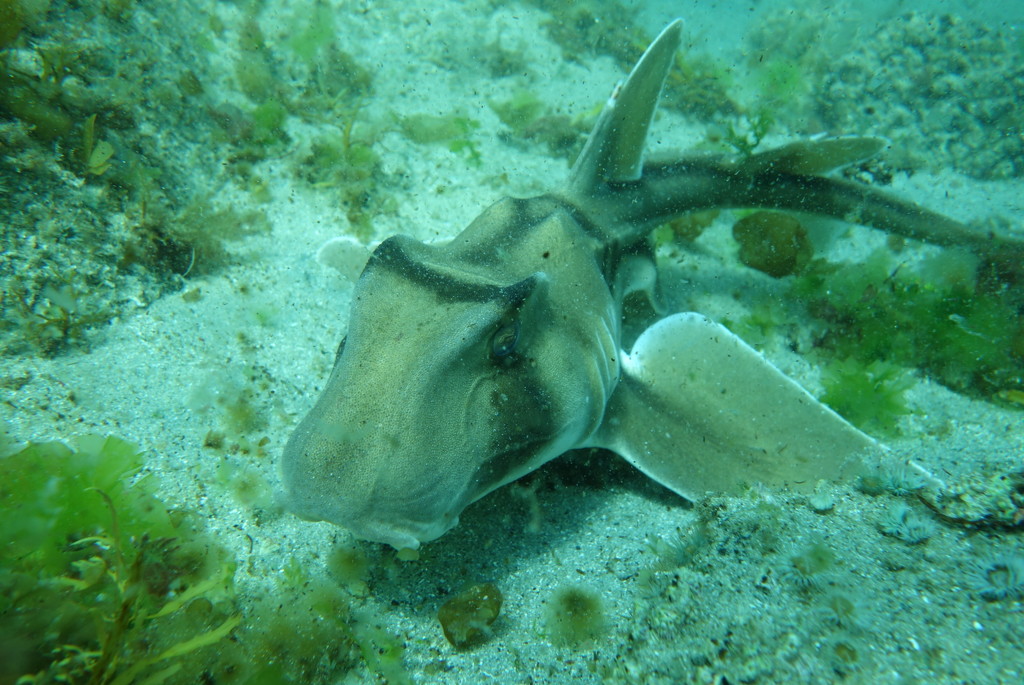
(736, 136, 888, 176)
(567, 19, 683, 195)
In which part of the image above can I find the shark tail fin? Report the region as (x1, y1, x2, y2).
(590, 313, 879, 498)
(567, 19, 682, 195)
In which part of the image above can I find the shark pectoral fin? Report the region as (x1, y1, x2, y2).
(591, 312, 879, 499)
(738, 136, 888, 176)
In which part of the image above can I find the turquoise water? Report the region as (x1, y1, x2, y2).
(2, 1, 1022, 682)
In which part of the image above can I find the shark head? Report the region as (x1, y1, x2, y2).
(281, 230, 604, 549)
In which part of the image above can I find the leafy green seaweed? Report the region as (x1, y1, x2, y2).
(0, 436, 237, 684)
(794, 249, 1023, 402)
(820, 358, 915, 436)
(0, 434, 410, 683)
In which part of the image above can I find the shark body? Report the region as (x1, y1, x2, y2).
(282, 21, 1018, 550)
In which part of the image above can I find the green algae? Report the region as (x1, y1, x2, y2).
(725, 240, 1020, 433)
(544, 585, 606, 648)
(400, 113, 482, 164)
(0, 2, 279, 358)
(489, 90, 545, 136)
(0, 0, 24, 48)
(0, 434, 409, 684)
(489, 89, 588, 159)
(400, 113, 479, 144)
(530, 1, 649, 72)
(792, 249, 1023, 403)
(3, 277, 117, 356)
(820, 358, 915, 436)
(664, 50, 739, 121)
(0, 435, 238, 684)
(288, 5, 334, 62)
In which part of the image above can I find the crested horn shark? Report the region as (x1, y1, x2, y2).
(281, 20, 1021, 550)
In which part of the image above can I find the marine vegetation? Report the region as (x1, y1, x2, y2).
(0, 2, 274, 356)
(732, 210, 813, 278)
(0, 434, 411, 684)
(399, 112, 482, 165)
(724, 239, 1021, 435)
(528, 0, 649, 72)
(819, 358, 915, 436)
(792, 248, 1024, 403)
(0, 435, 239, 683)
(489, 89, 589, 160)
(297, 113, 389, 242)
(544, 585, 606, 648)
(437, 582, 503, 649)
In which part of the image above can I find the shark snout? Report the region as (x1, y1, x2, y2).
(281, 408, 468, 549)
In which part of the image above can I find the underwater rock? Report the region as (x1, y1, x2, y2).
(732, 210, 813, 278)
(821, 12, 1024, 179)
(918, 468, 1024, 529)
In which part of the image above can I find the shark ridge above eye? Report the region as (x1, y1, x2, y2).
(280, 19, 1024, 551)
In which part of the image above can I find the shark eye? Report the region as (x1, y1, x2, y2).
(490, 321, 520, 359)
